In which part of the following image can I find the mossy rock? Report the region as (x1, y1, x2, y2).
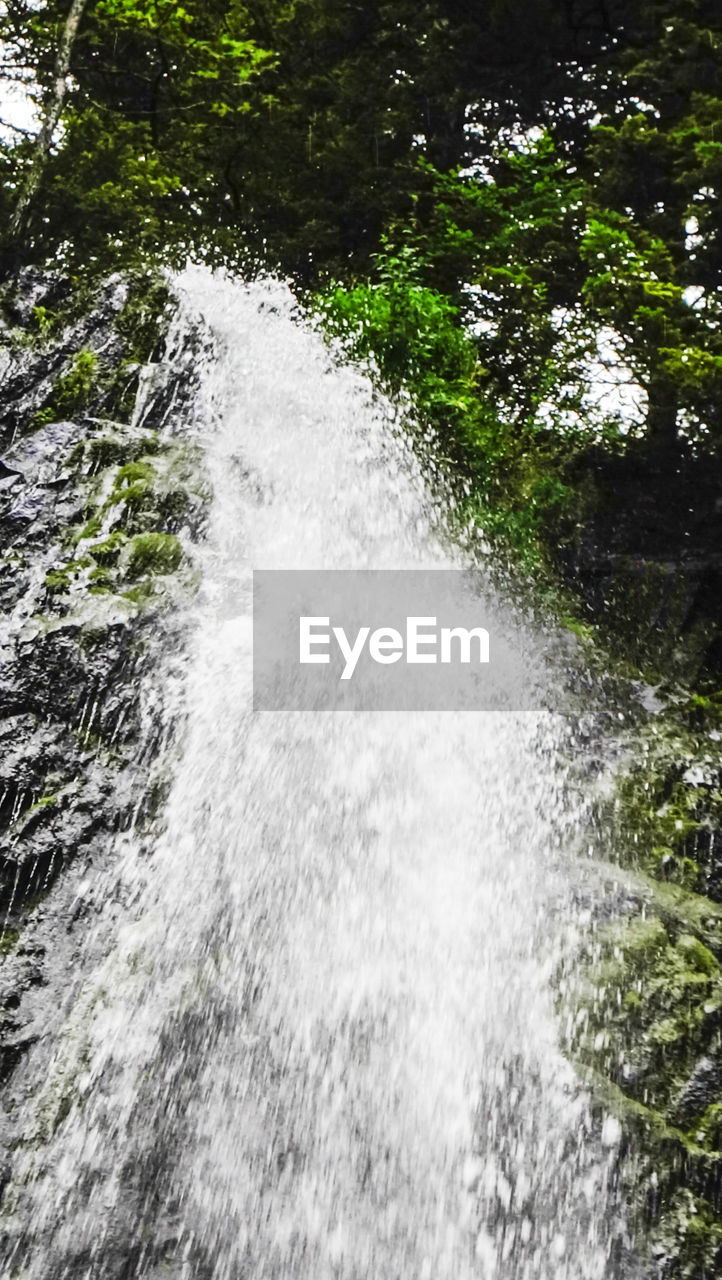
(89, 567, 113, 589)
(694, 1102, 722, 1152)
(87, 433, 159, 471)
(677, 934, 719, 978)
(31, 349, 100, 430)
(606, 699, 722, 903)
(69, 515, 102, 546)
(45, 557, 92, 594)
(570, 912, 722, 1105)
(31, 794, 58, 811)
(563, 878, 722, 1276)
(90, 531, 127, 567)
(43, 434, 199, 607)
(114, 272, 173, 365)
(653, 1189, 722, 1280)
(0, 927, 20, 957)
(45, 567, 74, 594)
(126, 533, 183, 579)
(114, 460, 154, 488)
(117, 481, 155, 514)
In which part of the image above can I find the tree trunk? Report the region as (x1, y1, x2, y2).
(425, 100, 466, 172)
(8, 0, 88, 243)
(646, 372, 679, 455)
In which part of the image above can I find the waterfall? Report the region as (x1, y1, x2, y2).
(0, 270, 633, 1279)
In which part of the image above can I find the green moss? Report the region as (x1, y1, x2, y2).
(43, 349, 100, 426)
(606, 697, 722, 905)
(565, 904, 722, 1109)
(122, 579, 156, 604)
(88, 437, 131, 469)
(90, 530, 127, 566)
(115, 460, 153, 488)
(45, 556, 92, 594)
(119, 480, 154, 511)
(616, 916, 670, 965)
(677, 933, 719, 978)
(44, 566, 74, 593)
(654, 1190, 722, 1280)
(101, 273, 173, 419)
(87, 433, 159, 471)
(30, 348, 100, 430)
(40, 436, 198, 616)
(31, 405, 57, 429)
(107, 460, 159, 522)
(562, 868, 722, 1275)
(70, 515, 102, 545)
(31, 304, 54, 336)
(0, 926, 19, 956)
(694, 1102, 722, 1152)
(561, 614, 595, 643)
(114, 272, 172, 365)
(32, 794, 58, 810)
(127, 532, 183, 579)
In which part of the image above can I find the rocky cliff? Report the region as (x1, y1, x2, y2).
(0, 268, 209, 1107)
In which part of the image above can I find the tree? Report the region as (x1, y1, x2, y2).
(7, 0, 87, 241)
(576, 0, 722, 452)
(4, 0, 722, 460)
(1, 0, 273, 264)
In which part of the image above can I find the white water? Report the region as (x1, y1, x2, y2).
(0, 272, 630, 1279)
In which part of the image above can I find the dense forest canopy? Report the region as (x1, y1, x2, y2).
(1, 0, 722, 547)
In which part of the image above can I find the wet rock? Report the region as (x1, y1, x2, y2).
(0, 267, 208, 1087)
(669, 1058, 722, 1129)
(1, 267, 71, 328)
(1, 420, 87, 485)
(4, 486, 54, 525)
(0, 765, 145, 913)
(0, 420, 88, 557)
(0, 275, 129, 447)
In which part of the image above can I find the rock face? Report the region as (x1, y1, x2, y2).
(669, 1057, 722, 1130)
(0, 269, 211, 1086)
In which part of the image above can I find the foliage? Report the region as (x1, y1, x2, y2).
(318, 249, 485, 462)
(3, 0, 722, 464)
(0, 0, 275, 268)
(316, 245, 577, 566)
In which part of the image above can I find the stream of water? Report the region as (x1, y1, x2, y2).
(0, 271, 633, 1279)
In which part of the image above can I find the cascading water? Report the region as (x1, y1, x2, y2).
(0, 270, 634, 1279)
